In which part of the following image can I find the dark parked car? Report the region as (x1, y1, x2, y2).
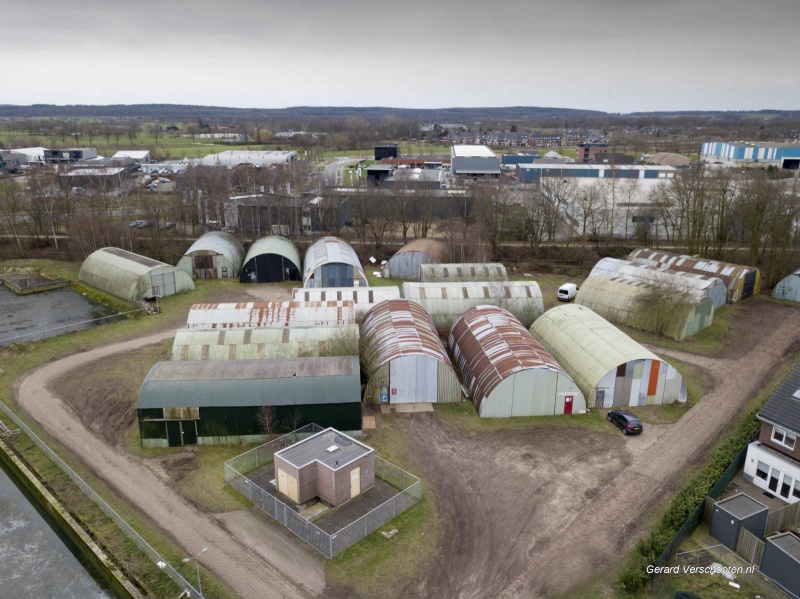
(607, 410, 643, 435)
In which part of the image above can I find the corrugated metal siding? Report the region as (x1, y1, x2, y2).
(185, 300, 355, 329)
(448, 305, 586, 417)
(239, 235, 302, 283)
(419, 263, 508, 283)
(772, 271, 800, 302)
(177, 231, 245, 279)
(384, 239, 448, 280)
(575, 275, 714, 341)
(303, 236, 367, 288)
(628, 249, 761, 303)
(292, 286, 400, 318)
(402, 281, 544, 333)
(530, 304, 686, 406)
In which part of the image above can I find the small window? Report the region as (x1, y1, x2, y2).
(772, 427, 797, 450)
(794, 481, 800, 500)
(756, 461, 769, 480)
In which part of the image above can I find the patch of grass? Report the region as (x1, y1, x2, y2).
(365, 270, 403, 289)
(435, 401, 610, 433)
(174, 446, 255, 513)
(636, 358, 712, 425)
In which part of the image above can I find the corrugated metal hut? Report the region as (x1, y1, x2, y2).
(292, 287, 401, 319)
(177, 231, 245, 280)
(361, 299, 462, 404)
(402, 281, 544, 334)
(137, 356, 362, 447)
(79, 247, 195, 303)
(530, 304, 686, 408)
(576, 275, 714, 341)
(303, 236, 367, 288)
(449, 306, 586, 417)
(382, 239, 449, 280)
(591, 257, 727, 310)
(185, 301, 355, 329)
(171, 325, 360, 361)
(773, 268, 800, 302)
(239, 235, 302, 283)
(628, 249, 761, 303)
(419, 263, 508, 283)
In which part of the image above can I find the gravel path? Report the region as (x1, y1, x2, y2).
(495, 301, 800, 598)
(14, 329, 321, 599)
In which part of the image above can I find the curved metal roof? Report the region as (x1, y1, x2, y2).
(79, 247, 195, 302)
(530, 304, 665, 397)
(243, 235, 302, 272)
(303, 237, 365, 283)
(186, 301, 355, 329)
(291, 287, 400, 318)
(449, 306, 570, 412)
(182, 231, 246, 272)
(419, 263, 507, 283)
(361, 299, 456, 373)
(392, 238, 448, 260)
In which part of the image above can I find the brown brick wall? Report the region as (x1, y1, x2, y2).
(759, 423, 800, 461)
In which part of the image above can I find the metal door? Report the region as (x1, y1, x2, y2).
(742, 270, 757, 299)
(166, 421, 182, 447)
(277, 468, 288, 496)
(564, 395, 573, 415)
(181, 421, 197, 445)
(350, 467, 360, 499)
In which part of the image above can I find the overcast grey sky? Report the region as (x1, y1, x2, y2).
(2, 0, 797, 112)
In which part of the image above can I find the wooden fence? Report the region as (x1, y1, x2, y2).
(735, 527, 765, 565)
(765, 500, 800, 536)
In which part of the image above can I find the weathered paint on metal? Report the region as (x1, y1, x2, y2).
(419, 263, 508, 283)
(383, 239, 448, 280)
(177, 231, 245, 279)
(448, 305, 586, 417)
(303, 236, 367, 288)
(291, 287, 400, 318)
(185, 300, 355, 329)
(773, 268, 800, 302)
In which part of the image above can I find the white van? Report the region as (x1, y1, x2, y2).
(557, 283, 578, 302)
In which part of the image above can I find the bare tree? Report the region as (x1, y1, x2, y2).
(258, 405, 277, 437)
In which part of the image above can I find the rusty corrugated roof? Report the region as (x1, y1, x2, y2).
(186, 300, 355, 329)
(449, 305, 567, 411)
(393, 238, 448, 261)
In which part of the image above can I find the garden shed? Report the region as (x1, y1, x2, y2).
(239, 235, 302, 283)
(529, 304, 686, 408)
(137, 356, 362, 447)
(79, 247, 195, 303)
(382, 239, 449, 280)
(185, 301, 355, 329)
(576, 275, 714, 341)
(273, 428, 375, 506)
(418, 263, 507, 283)
(292, 287, 400, 319)
(402, 281, 544, 333)
(361, 299, 462, 405)
(170, 325, 360, 361)
(303, 236, 367, 288)
(591, 257, 727, 310)
(773, 268, 800, 302)
(760, 532, 800, 598)
(449, 306, 586, 417)
(628, 249, 760, 303)
(177, 231, 245, 280)
(709, 493, 768, 551)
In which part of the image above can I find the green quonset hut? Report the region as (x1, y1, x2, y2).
(79, 247, 195, 303)
(177, 231, 245, 279)
(137, 356, 361, 447)
(239, 235, 302, 283)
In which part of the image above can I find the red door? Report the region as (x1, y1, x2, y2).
(564, 395, 573, 415)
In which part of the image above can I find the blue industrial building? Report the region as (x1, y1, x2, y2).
(501, 153, 541, 166)
(515, 163, 676, 183)
(701, 141, 800, 168)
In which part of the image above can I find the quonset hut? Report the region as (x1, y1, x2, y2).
(177, 231, 245, 280)
(185, 301, 355, 329)
(170, 325, 360, 361)
(576, 275, 714, 341)
(303, 236, 367, 288)
(773, 268, 800, 302)
(419, 263, 507, 283)
(591, 257, 727, 310)
(382, 239, 449, 280)
(137, 357, 362, 447)
(292, 287, 400, 320)
(361, 299, 462, 404)
(530, 304, 686, 408)
(239, 235, 302, 283)
(628, 249, 761, 303)
(402, 281, 544, 334)
(449, 306, 586, 417)
(79, 247, 195, 303)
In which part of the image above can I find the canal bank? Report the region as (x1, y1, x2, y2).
(0, 436, 141, 599)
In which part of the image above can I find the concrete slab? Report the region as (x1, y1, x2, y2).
(362, 416, 376, 429)
(379, 405, 391, 415)
(299, 501, 330, 522)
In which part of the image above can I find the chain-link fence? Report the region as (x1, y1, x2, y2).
(0, 310, 141, 346)
(224, 426, 423, 559)
(0, 398, 200, 598)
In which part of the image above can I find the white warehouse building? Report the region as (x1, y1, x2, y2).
(450, 145, 501, 177)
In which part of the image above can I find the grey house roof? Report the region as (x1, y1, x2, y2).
(758, 363, 800, 434)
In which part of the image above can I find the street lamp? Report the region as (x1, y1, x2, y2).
(182, 546, 208, 598)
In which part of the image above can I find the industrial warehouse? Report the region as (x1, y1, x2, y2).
(79, 247, 195, 302)
(303, 236, 368, 288)
(360, 299, 462, 405)
(530, 304, 687, 408)
(239, 235, 302, 283)
(418, 262, 508, 283)
(382, 238, 449, 280)
(449, 306, 586, 417)
(177, 231, 245, 280)
(402, 280, 544, 332)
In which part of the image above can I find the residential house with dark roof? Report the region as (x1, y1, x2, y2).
(743, 364, 800, 504)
